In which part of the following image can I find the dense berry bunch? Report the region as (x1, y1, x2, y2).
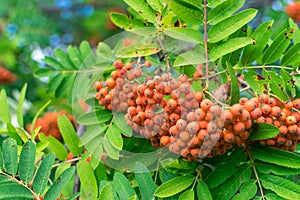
(94, 60, 300, 160)
(27, 111, 75, 140)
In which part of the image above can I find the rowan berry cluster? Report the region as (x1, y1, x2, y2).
(26, 111, 75, 140)
(94, 60, 300, 160)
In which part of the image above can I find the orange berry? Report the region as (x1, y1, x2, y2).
(113, 60, 123, 69)
(231, 104, 243, 116)
(258, 93, 268, 103)
(250, 108, 262, 119)
(279, 125, 288, 135)
(167, 99, 178, 110)
(178, 74, 188, 83)
(273, 120, 281, 128)
(187, 112, 196, 122)
(210, 105, 222, 117)
(268, 98, 277, 107)
(133, 68, 142, 78)
(293, 99, 300, 109)
(245, 119, 252, 129)
(239, 131, 250, 140)
(190, 148, 200, 157)
(199, 121, 208, 129)
(124, 62, 133, 70)
(195, 92, 203, 102)
(233, 122, 245, 133)
(239, 97, 248, 105)
(179, 83, 190, 93)
(224, 132, 235, 143)
(207, 122, 218, 133)
(169, 125, 179, 135)
(200, 99, 213, 111)
(170, 113, 180, 123)
(286, 116, 297, 125)
(265, 117, 273, 124)
(197, 129, 208, 141)
(176, 119, 187, 131)
(261, 104, 271, 115)
(160, 136, 170, 146)
(224, 110, 233, 123)
(187, 122, 199, 134)
(284, 101, 293, 110)
(266, 139, 276, 146)
(144, 60, 152, 68)
(277, 136, 287, 145)
(239, 109, 250, 122)
(279, 112, 287, 121)
(179, 131, 190, 142)
(292, 112, 300, 121)
(144, 88, 154, 98)
(244, 100, 257, 112)
(288, 124, 298, 133)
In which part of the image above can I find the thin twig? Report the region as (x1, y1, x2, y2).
(234, 65, 293, 70)
(52, 157, 82, 168)
(203, 0, 209, 90)
(246, 147, 265, 200)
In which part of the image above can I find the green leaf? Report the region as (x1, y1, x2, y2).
(265, 193, 286, 200)
(77, 161, 98, 200)
(205, 162, 238, 189)
(262, 28, 294, 64)
(113, 172, 136, 200)
(207, 0, 225, 7)
(54, 48, 75, 70)
(0, 149, 3, 171)
(38, 134, 68, 161)
(110, 12, 146, 30)
(0, 180, 34, 200)
(169, 0, 203, 25)
(106, 124, 123, 150)
(17, 84, 27, 128)
(147, 0, 163, 12)
(243, 71, 265, 94)
(232, 180, 257, 200)
(2, 138, 18, 176)
(80, 41, 92, 59)
(103, 138, 119, 160)
(208, 9, 257, 43)
(77, 109, 112, 125)
(256, 163, 300, 176)
(209, 37, 253, 61)
(155, 175, 194, 197)
(35, 68, 54, 78)
(80, 124, 106, 146)
(269, 81, 289, 102)
(163, 28, 203, 44)
(30, 100, 51, 138)
(113, 113, 132, 137)
(99, 183, 115, 200)
(44, 167, 75, 200)
(179, 189, 194, 200)
(55, 74, 76, 98)
(227, 63, 240, 105)
(281, 69, 296, 97)
(0, 90, 11, 124)
(197, 180, 212, 200)
(43, 56, 63, 70)
(261, 175, 300, 199)
(281, 43, 300, 66)
(241, 20, 274, 65)
(48, 75, 64, 94)
(97, 42, 113, 61)
(134, 162, 156, 200)
(249, 123, 279, 140)
(173, 46, 206, 67)
(33, 153, 56, 195)
(208, 0, 245, 25)
(115, 42, 160, 58)
(289, 18, 300, 44)
(124, 0, 157, 23)
(67, 46, 82, 69)
(18, 141, 36, 184)
(251, 144, 300, 168)
(58, 115, 83, 156)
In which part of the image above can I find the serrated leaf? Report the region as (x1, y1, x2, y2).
(227, 63, 240, 105)
(249, 123, 279, 140)
(243, 71, 265, 94)
(54, 48, 75, 70)
(197, 180, 212, 200)
(99, 183, 114, 200)
(205, 162, 238, 188)
(0, 181, 34, 199)
(208, 0, 245, 25)
(147, 0, 163, 12)
(114, 113, 132, 137)
(77, 109, 112, 125)
(169, 0, 203, 25)
(269, 81, 289, 102)
(17, 84, 27, 128)
(251, 144, 300, 168)
(44, 167, 75, 200)
(256, 163, 300, 176)
(134, 162, 156, 200)
(58, 115, 83, 156)
(2, 138, 18, 176)
(106, 124, 123, 150)
(38, 134, 68, 161)
(124, 0, 157, 23)
(241, 20, 274, 65)
(44, 56, 63, 70)
(33, 153, 56, 195)
(0, 90, 11, 124)
(209, 37, 253, 61)
(155, 175, 194, 197)
(77, 161, 98, 200)
(113, 172, 136, 200)
(173, 46, 206, 67)
(178, 189, 194, 200)
(281, 43, 300, 66)
(110, 12, 146, 30)
(208, 9, 257, 43)
(289, 18, 300, 44)
(262, 28, 294, 64)
(103, 138, 119, 160)
(281, 69, 296, 97)
(261, 175, 300, 199)
(164, 28, 203, 44)
(115, 42, 160, 58)
(18, 141, 36, 184)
